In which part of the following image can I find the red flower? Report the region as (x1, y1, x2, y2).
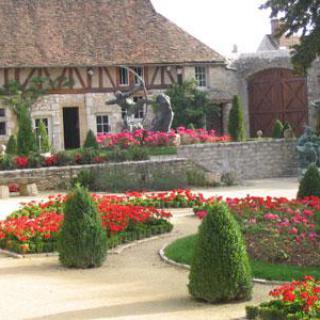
(15, 156, 29, 168)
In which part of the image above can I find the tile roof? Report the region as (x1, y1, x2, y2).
(0, 0, 225, 67)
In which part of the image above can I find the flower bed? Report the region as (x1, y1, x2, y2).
(0, 194, 173, 254)
(246, 276, 320, 319)
(97, 127, 230, 148)
(194, 196, 320, 267)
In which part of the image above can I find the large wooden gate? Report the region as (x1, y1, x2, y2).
(248, 68, 308, 137)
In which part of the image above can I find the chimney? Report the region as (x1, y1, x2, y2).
(271, 19, 280, 35)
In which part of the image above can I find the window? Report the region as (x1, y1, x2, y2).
(195, 66, 207, 87)
(133, 97, 145, 119)
(0, 122, 6, 135)
(0, 108, 6, 135)
(119, 67, 129, 86)
(133, 67, 144, 85)
(34, 118, 49, 136)
(96, 115, 110, 134)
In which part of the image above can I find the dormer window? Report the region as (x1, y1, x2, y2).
(195, 66, 207, 87)
(119, 67, 129, 86)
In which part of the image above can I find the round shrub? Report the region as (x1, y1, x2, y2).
(297, 164, 320, 198)
(83, 130, 99, 149)
(188, 202, 252, 303)
(58, 184, 107, 268)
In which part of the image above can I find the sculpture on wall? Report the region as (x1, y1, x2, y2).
(106, 66, 174, 132)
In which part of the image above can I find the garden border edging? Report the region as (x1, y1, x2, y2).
(159, 243, 285, 286)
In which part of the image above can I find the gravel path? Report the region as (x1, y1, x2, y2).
(0, 178, 298, 320)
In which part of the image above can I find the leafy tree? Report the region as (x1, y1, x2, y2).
(17, 106, 37, 156)
(297, 164, 320, 198)
(228, 96, 246, 141)
(58, 184, 107, 268)
(188, 202, 252, 303)
(83, 130, 99, 149)
(166, 80, 218, 129)
(6, 135, 17, 155)
(272, 119, 284, 139)
(36, 120, 50, 153)
(260, 0, 320, 71)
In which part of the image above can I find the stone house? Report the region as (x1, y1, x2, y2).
(0, 0, 235, 151)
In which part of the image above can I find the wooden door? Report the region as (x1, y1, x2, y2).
(248, 68, 308, 137)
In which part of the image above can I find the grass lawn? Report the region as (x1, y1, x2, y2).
(165, 235, 320, 282)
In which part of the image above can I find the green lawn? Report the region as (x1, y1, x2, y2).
(165, 235, 320, 282)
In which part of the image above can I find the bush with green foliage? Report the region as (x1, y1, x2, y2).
(188, 202, 252, 303)
(166, 80, 219, 128)
(83, 130, 99, 149)
(17, 106, 37, 155)
(272, 119, 284, 139)
(228, 96, 246, 141)
(58, 185, 107, 268)
(6, 135, 17, 155)
(297, 164, 320, 198)
(36, 120, 50, 153)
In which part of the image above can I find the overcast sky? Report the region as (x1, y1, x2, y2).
(151, 0, 272, 57)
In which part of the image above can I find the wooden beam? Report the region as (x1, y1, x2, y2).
(161, 67, 165, 86)
(74, 68, 86, 88)
(87, 67, 92, 89)
(98, 67, 103, 88)
(22, 68, 36, 88)
(103, 67, 116, 89)
(4, 69, 9, 85)
(165, 69, 175, 84)
(150, 67, 159, 86)
(14, 69, 20, 82)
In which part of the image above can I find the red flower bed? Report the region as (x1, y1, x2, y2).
(14, 156, 29, 168)
(248, 276, 320, 319)
(0, 194, 172, 254)
(97, 127, 230, 147)
(195, 195, 320, 266)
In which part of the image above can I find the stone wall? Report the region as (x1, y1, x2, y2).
(178, 140, 299, 180)
(0, 158, 192, 191)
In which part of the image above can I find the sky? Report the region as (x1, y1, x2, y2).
(151, 0, 272, 57)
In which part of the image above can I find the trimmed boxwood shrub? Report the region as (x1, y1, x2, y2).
(58, 184, 107, 268)
(188, 202, 252, 303)
(297, 164, 320, 198)
(83, 130, 99, 149)
(272, 119, 284, 139)
(228, 95, 246, 141)
(6, 135, 17, 155)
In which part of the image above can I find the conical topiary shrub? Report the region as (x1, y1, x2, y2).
(272, 119, 284, 139)
(6, 135, 17, 155)
(58, 184, 107, 268)
(297, 164, 320, 198)
(83, 130, 99, 149)
(17, 106, 37, 155)
(188, 202, 252, 303)
(228, 96, 246, 141)
(36, 119, 50, 153)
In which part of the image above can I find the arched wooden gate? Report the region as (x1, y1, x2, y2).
(248, 68, 308, 137)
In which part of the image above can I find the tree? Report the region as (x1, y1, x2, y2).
(261, 0, 320, 71)
(228, 96, 246, 141)
(297, 164, 320, 198)
(36, 120, 50, 153)
(188, 202, 252, 303)
(83, 130, 99, 149)
(166, 80, 219, 129)
(58, 184, 107, 268)
(17, 106, 37, 156)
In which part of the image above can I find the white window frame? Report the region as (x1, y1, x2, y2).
(133, 66, 144, 85)
(96, 114, 111, 134)
(119, 67, 129, 86)
(195, 66, 207, 88)
(0, 108, 6, 136)
(33, 117, 52, 143)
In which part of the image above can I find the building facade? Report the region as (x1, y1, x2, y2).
(0, 0, 235, 150)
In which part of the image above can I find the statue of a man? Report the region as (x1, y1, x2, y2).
(150, 94, 174, 133)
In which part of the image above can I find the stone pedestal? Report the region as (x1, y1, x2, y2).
(20, 183, 39, 196)
(0, 185, 10, 199)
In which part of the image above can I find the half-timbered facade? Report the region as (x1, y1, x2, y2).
(0, 0, 235, 150)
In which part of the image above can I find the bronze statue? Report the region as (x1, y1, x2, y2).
(150, 93, 174, 132)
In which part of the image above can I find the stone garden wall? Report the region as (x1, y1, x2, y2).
(178, 139, 299, 180)
(0, 159, 192, 191)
